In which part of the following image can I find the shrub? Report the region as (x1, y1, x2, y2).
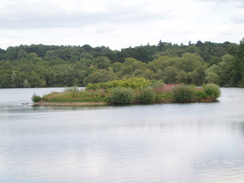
(32, 94, 42, 103)
(155, 92, 173, 102)
(137, 87, 156, 104)
(107, 87, 134, 104)
(194, 89, 206, 100)
(172, 85, 195, 102)
(86, 77, 151, 90)
(203, 83, 221, 100)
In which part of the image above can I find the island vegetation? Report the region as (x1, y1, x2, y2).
(32, 78, 221, 105)
(0, 39, 244, 88)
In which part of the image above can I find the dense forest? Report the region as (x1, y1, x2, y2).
(0, 39, 243, 88)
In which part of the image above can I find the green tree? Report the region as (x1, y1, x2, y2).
(218, 54, 241, 86)
(111, 62, 123, 72)
(205, 64, 220, 85)
(191, 66, 206, 85)
(178, 53, 205, 72)
(122, 58, 147, 76)
(149, 56, 172, 72)
(205, 72, 220, 85)
(83, 69, 116, 85)
(94, 56, 111, 69)
(176, 70, 187, 84)
(163, 66, 178, 83)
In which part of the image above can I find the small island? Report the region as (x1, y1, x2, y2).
(32, 78, 221, 106)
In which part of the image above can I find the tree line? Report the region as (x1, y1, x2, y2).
(0, 39, 243, 88)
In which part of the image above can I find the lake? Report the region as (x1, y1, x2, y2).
(0, 88, 244, 183)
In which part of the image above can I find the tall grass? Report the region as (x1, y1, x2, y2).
(41, 90, 108, 103)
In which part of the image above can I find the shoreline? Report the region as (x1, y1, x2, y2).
(33, 99, 216, 106)
(33, 102, 108, 106)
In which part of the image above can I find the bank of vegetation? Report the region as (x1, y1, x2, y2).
(33, 78, 221, 105)
(0, 39, 244, 88)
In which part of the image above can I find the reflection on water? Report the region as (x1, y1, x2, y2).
(0, 88, 244, 183)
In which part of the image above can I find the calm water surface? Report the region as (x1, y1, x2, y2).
(0, 88, 244, 183)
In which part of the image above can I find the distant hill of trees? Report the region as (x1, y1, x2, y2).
(0, 39, 243, 88)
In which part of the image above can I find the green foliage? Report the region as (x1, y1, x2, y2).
(107, 88, 134, 104)
(0, 40, 242, 88)
(163, 66, 178, 83)
(172, 85, 195, 102)
(32, 94, 42, 103)
(176, 70, 187, 84)
(203, 83, 221, 99)
(95, 56, 111, 69)
(136, 87, 156, 104)
(150, 80, 164, 88)
(86, 77, 150, 90)
(205, 72, 220, 85)
(191, 66, 206, 85)
(194, 89, 206, 100)
(218, 54, 241, 86)
(64, 86, 80, 98)
(36, 81, 221, 104)
(83, 69, 116, 85)
(42, 90, 108, 103)
(155, 92, 173, 102)
(41, 92, 58, 102)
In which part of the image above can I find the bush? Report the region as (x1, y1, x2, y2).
(194, 89, 206, 100)
(107, 88, 134, 104)
(137, 87, 156, 104)
(172, 85, 195, 102)
(203, 83, 221, 99)
(86, 77, 150, 90)
(32, 94, 42, 103)
(155, 92, 173, 102)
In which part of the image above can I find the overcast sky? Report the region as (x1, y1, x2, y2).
(0, 0, 243, 50)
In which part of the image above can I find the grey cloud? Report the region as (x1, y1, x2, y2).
(0, 0, 172, 29)
(0, 12, 112, 29)
(0, 1, 111, 29)
(0, 11, 170, 30)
